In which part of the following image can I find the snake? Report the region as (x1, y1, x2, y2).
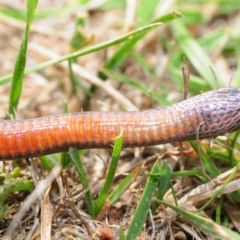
(0, 87, 240, 160)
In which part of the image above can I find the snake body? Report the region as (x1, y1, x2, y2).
(1, 87, 240, 160)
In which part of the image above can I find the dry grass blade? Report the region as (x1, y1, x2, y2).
(225, 204, 240, 233)
(177, 166, 240, 207)
(40, 188, 53, 240)
(3, 165, 61, 240)
(29, 43, 139, 111)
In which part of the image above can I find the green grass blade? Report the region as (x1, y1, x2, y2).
(199, 29, 228, 52)
(0, 23, 162, 86)
(119, 225, 125, 240)
(69, 147, 95, 217)
(39, 155, 58, 171)
(126, 161, 160, 240)
(0, 205, 10, 221)
(149, 160, 172, 213)
(156, 161, 172, 200)
(26, 0, 38, 23)
(190, 140, 220, 178)
(171, 170, 203, 177)
(103, 68, 170, 105)
(137, 0, 161, 24)
(108, 165, 144, 205)
(0, 179, 33, 205)
(0, 8, 26, 21)
(102, 12, 181, 73)
(171, 20, 225, 88)
(60, 101, 70, 169)
(158, 199, 240, 240)
(229, 131, 240, 166)
(131, 51, 156, 76)
(158, 11, 182, 22)
(216, 197, 224, 224)
(0, 3, 96, 20)
(68, 60, 78, 95)
(198, 164, 240, 213)
(94, 133, 123, 217)
(8, 0, 38, 116)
